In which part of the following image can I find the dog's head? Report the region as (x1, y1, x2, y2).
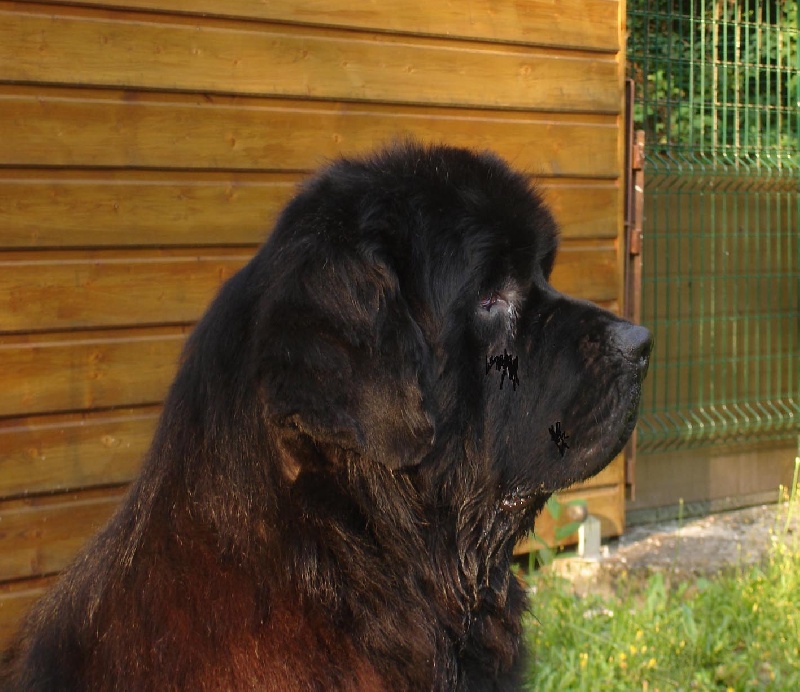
(250, 142, 650, 528)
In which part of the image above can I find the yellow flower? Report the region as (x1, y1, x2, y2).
(647, 658, 657, 669)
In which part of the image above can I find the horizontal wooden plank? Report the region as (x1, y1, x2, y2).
(549, 242, 618, 303)
(19, 0, 620, 52)
(514, 481, 624, 554)
(0, 4, 619, 113)
(0, 409, 623, 501)
(0, 478, 618, 590)
(0, 328, 185, 417)
(0, 171, 299, 249)
(0, 408, 157, 498)
(0, 171, 618, 249)
(0, 240, 616, 334)
(0, 488, 125, 582)
(0, 480, 621, 581)
(543, 180, 619, 240)
(572, 452, 624, 491)
(0, 86, 620, 178)
(0, 248, 251, 332)
(0, 488, 624, 643)
(0, 576, 56, 648)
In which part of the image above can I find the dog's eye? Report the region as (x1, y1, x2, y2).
(479, 292, 500, 311)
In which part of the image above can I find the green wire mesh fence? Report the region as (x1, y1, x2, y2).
(627, 0, 799, 453)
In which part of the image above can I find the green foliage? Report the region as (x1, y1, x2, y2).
(628, 0, 799, 160)
(524, 464, 800, 690)
(553, 497, 588, 545)
(526, 496, 589, 570)
(525, 541, 800, 690)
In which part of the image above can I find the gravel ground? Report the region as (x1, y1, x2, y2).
(605, 503, 798, 575)
(549, 502, 800, 595)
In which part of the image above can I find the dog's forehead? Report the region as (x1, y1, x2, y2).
(396, 150, 553, 249)
(432, 150, 556, 261)
(294, 144, 559, 293)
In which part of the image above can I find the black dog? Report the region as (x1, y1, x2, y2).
(2, 142, 650, 690)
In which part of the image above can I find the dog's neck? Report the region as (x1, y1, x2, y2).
(278, 460, 528, 689)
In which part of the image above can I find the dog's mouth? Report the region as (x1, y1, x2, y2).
(606, 382, 643, 460)
(553, 365, 646, 489)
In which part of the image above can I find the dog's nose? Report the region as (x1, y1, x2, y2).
(615, 323, 652, 375)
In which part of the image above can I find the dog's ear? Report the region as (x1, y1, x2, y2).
(256, 237, 434, 470)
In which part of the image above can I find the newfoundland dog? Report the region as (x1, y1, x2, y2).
(2, 142, 650, 690)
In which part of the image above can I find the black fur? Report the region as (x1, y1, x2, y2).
(1, 142, 650, 690)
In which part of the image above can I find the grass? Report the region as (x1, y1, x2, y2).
(523, 459, 800, 691)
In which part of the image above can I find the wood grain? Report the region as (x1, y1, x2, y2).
(577, 453, 625, 490)
(0, 408, 157, 498)
(0, 248, 252, 332)
(0, 86, 620, 178)
(550, 241, 619, 303)
(0, 488, 125, 582)
(514, 480, 624, 553)
(0, 0, 628, 645)
(542, 180, 619, 240)
(0, 328, 186, 417)
(0, 171, 300, 249)
(17, 0, 621, 51)
(0, 171, 618, 248)
(0, 576, 56, 648)
(0, 241, 615, 335)
(0, 3, 619, 113)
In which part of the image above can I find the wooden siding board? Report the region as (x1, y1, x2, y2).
(0, 449, 625, 588)
(0, 577, 56, 649)
(542, 181, 619, 240)
(549, 243, 618, 303)
(0, 489, 125, 582)
(0, 0, 627, 649)
(0, 249, 251, 332)
(0, 242, 615, 334)
(0, 4, 618, 114)
(18, 0, 620, 52)
(0, 87, 619, 178)
(0, 408, 157, 498)
(0, 328, 185, 416)
(514, 481, 624, 553)
(0, 338, 626, 498)
(0, 171, 300, 249)
(0, 171, 618, 248)
(577, 452, 625, 490)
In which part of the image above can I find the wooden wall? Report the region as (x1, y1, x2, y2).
(0, 0, 627, 644)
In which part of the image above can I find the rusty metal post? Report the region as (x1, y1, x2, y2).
(623, 79, 645, 500)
